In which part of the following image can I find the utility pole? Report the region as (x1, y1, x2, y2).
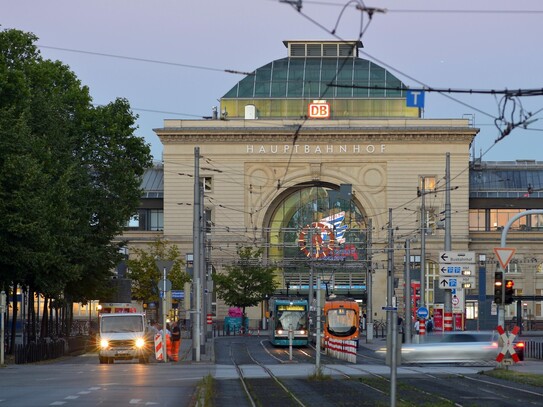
(404, 240, 412, 343)
(308, 227, 314, 317)
(444, 153, 453, 331)
(366, 219, 373, 342)
(386, 209, 394, 342)
(315, 276, 322, 370)
(419, 177, 427, 337)
(386, 209, 397, 407)
(192, 147, 201, 361)
(199, 180, 206, 353)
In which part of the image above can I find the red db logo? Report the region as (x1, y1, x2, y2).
(308, 102, 330, 119)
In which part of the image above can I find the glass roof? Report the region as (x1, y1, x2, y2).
(222, 57, 407, 100)
(470, 168, 543, 191)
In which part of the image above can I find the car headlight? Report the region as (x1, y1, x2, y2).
(100, 339, 109, 348)
(135, 338, 145, 348)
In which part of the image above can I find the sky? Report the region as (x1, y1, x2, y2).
(3, 0, 543, 163)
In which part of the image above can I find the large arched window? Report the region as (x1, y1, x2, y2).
(266, 183, 368, 296)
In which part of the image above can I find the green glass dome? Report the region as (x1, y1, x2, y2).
(223, 57, 407, 100)
(220, 40, 418, 119)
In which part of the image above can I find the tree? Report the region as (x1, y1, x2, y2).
(213, 247, 278, 324)
(0, 28, 152, 343)
(126, 239, 189, 304)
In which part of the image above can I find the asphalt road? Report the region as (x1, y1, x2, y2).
(1, 334, 542, 406)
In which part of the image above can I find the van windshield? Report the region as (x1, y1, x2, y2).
(101, 315, 143, 333)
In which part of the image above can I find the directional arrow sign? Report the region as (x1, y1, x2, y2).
(439, 264, 476, 276)
(439, 251, 476, 264)
(494, 247, 516, 270)
(439, 276, 476, 289)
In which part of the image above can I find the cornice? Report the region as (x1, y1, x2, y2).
(158, 132, 475, 144)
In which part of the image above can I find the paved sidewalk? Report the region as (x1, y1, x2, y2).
(176, 335, 214, 364)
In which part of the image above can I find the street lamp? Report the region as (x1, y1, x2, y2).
(155, 260, 173, 362)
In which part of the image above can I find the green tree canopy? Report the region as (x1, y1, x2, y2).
(0, 28, 152, 306)
(126, 239, 189, 304)
(213, 247, 278, 317)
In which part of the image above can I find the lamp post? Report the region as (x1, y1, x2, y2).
(155, 260, 173, 362)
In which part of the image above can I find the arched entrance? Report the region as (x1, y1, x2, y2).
(265, 182, 369, 299)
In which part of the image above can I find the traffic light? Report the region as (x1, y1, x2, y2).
(494, 271, 503, 304)
(505, 279, 515, 304)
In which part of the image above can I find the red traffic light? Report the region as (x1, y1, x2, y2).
(505, 280, 514, 289)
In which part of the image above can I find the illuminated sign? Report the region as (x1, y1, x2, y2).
(308, 100, 330, 119)
(278, 305, 306, 311)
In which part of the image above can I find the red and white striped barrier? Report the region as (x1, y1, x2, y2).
(154, 333, 163, 361)
(325, 338, 357, 363)
(443, 312, 453, 331)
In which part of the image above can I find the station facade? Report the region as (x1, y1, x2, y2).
(121, 40, 543, 330)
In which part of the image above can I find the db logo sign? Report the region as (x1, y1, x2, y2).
(308, 101, 330, 119)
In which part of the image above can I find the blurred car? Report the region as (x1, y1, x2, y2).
(513, 339, 525, 361)
(377, 331, 499, 364)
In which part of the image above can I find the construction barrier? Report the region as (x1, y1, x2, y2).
(325, 338, 357, 363)
(154, 333, 163, 361)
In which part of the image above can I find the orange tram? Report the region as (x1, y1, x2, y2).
(323, 297, 360, 348)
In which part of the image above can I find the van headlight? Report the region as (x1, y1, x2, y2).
(135, 338, 145, 348)
(100, 339, 109, 348)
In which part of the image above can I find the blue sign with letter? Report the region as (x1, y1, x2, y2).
(416, 306, 429, 319)
(406, 90, 425, 108)
(171, 290, 184, 299)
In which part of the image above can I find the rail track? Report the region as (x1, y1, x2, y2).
(230, 341, 307, 407)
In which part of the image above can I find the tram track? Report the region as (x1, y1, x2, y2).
(230, 342, 307, 407)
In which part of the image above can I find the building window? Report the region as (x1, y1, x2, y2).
(125, 214, 139, 229)
(536, 289, 542, 317)
(149, 209, 164, 231)
(531, 214, 543, 230)
(465, 301, 478, 320)
(469, 209, 486, 231)
(201, 176, 213, 192)
(506, 261, 521, 274)
(419, 176, 436, 192)
(490, 209, 527, 231)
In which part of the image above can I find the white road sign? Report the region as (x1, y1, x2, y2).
(438, 276, 477, 289)
(439, 251, 476, 264)
(439, 264, 476, 276)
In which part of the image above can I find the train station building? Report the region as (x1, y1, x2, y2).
(121, 40, 543, 331)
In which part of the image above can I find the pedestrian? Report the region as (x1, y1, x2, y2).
(170, 320, 181, 362)
(165, 323, 173, 360)
(414, 319, 420, 334)
(426, 317, 434, 333)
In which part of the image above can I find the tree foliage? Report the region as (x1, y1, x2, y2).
(126, 239, 189, 304)
(0, 28, 152, 340)
(213, 247, 278, 316)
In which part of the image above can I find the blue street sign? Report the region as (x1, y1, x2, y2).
(171, 290, 184, 299)
(416, 306, 429, 319)
(406, 90, 425, 108)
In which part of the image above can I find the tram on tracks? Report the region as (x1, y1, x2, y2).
(268, 297, 309, 346)
(323, 297, 360, 348)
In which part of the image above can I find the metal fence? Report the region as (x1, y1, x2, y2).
(13, 336, 91, 364)
(14, 340, 65, 364)
(524, 340, 543, 360)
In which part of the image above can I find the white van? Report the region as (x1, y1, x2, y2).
(97, 313, 151, 364)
